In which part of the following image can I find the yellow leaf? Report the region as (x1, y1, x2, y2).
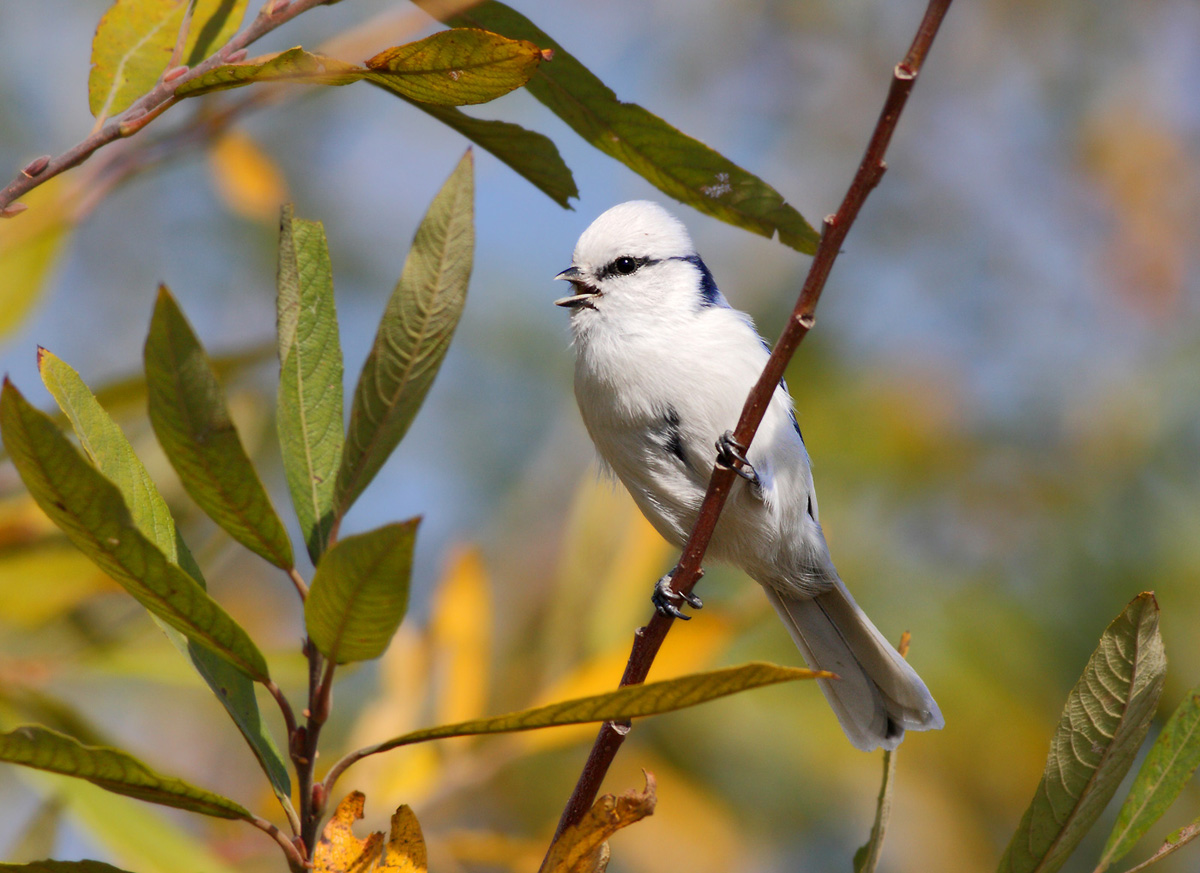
(345, 626, 443, 803)
(430, 546, 492, 728)
(378, 804, 428, 873)
(208, 131, 288, 221)
(606, 755, 744, 873)
(0, 175, 73, 339)
(543, 477, 664, 678)
(314, 792, 385, 873)
(439, 829, 544, 871)
(542, 772, 657, 873)
(88, 0, 186, 119)
(586, 491, 673, 654)
(0, 544, 116, 627)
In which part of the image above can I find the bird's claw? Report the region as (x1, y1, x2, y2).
(716, 431, 760, 485)
(652, 571, 703, 620)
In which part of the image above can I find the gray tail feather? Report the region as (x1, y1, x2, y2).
(763, 580, 944, 752)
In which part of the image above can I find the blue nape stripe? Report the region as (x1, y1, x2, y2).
(671, 254, 726, 308)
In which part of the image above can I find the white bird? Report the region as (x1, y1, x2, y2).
(555, 200, 943, 751)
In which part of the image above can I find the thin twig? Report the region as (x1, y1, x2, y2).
(544, 0, 955, 853)
(247, 813, 309, 873)
(265, 679, 300, 755)
(0, 0, 330, 214)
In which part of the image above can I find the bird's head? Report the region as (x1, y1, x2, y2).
(555, 201, 725, 327)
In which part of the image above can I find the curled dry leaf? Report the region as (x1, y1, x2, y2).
(315, 792, 385, 873)
(542, 772, 657, 873)
(378, 804, 428, 873)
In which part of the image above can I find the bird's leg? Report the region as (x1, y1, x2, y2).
(716, 431, 760, 486)
(652, 566, 704, 620)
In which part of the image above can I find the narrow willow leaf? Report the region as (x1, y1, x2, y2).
(1097, 690, 1200, 870)
(38, 349, 291, 802)
(408, 104, 576, 208)
(0, 343, 275, 467)
(351, 661, 824, 759)
(174, 47, 362, 98)
(428, 1, 819, 253)
(853, 749, 897, 873)
(277, 207, 344, 562)
(543, 774, 655, 873)
(378, 805, 428, 873)
(333, 151, 473, 520)
(0, 862, 135, 873)
(1122, 820, 1200, 873)
(36, 770, 241, 873)
(177, 31, 544, 107)
(305, 519, 419, 664)
(40, 348, 179, 560)
(145, 286, 294, 569)
(185, 0, 249, 67)
(0, 725, 251, 820)
(0, 379, 270, 681)
(89, 0, 186, 118)
(997, 592, 1165, 873)
(363, 28, 545, 106)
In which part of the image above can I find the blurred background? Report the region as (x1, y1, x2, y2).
(0, 0, 1198, 871)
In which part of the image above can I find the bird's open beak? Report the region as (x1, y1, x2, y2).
(554, 266, 600, 309)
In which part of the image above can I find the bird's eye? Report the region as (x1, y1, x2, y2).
(613, 256, 638, 275)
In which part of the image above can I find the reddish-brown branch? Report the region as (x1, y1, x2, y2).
(545, 0, 954, 853)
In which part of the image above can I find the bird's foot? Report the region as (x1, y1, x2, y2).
(652, 569, 703, 620)
(716, 431, 760, 486)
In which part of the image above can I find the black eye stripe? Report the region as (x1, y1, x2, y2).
(597, 255, 656, 280)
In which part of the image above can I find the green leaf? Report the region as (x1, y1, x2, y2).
(333, 151, 473, 521)
(27, 770, 241, 873)
(0, 379, 270, 681)
(145, 286, 294, 569)
(0, 862, 134, 873)
(89, 0, 187, 118)
(185, 0, 249, 67)
(0, 343, 275, 467)
(363, 28, 545, 106)
(38, 349, 291, 804)
(276, 206, 344, 563)
(0, 725, 251, 820)
(346, 661, 825, 760)
(174, 46, 362, 98)
(40, 348, 180, 563)
(853, 748, 897, 873)
(997, 592, 1165, 873)
(177, 31, 546, 106)
(426, 1, 819, 253)
(1098, 689, 1200, 870)
(411, 105, 576, 208)
(305, 519, 419, 664)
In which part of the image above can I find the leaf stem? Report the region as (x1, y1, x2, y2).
(544, 0, 955, 854)
(287, 566, 310, 600)
(247, 813, 309, 873)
